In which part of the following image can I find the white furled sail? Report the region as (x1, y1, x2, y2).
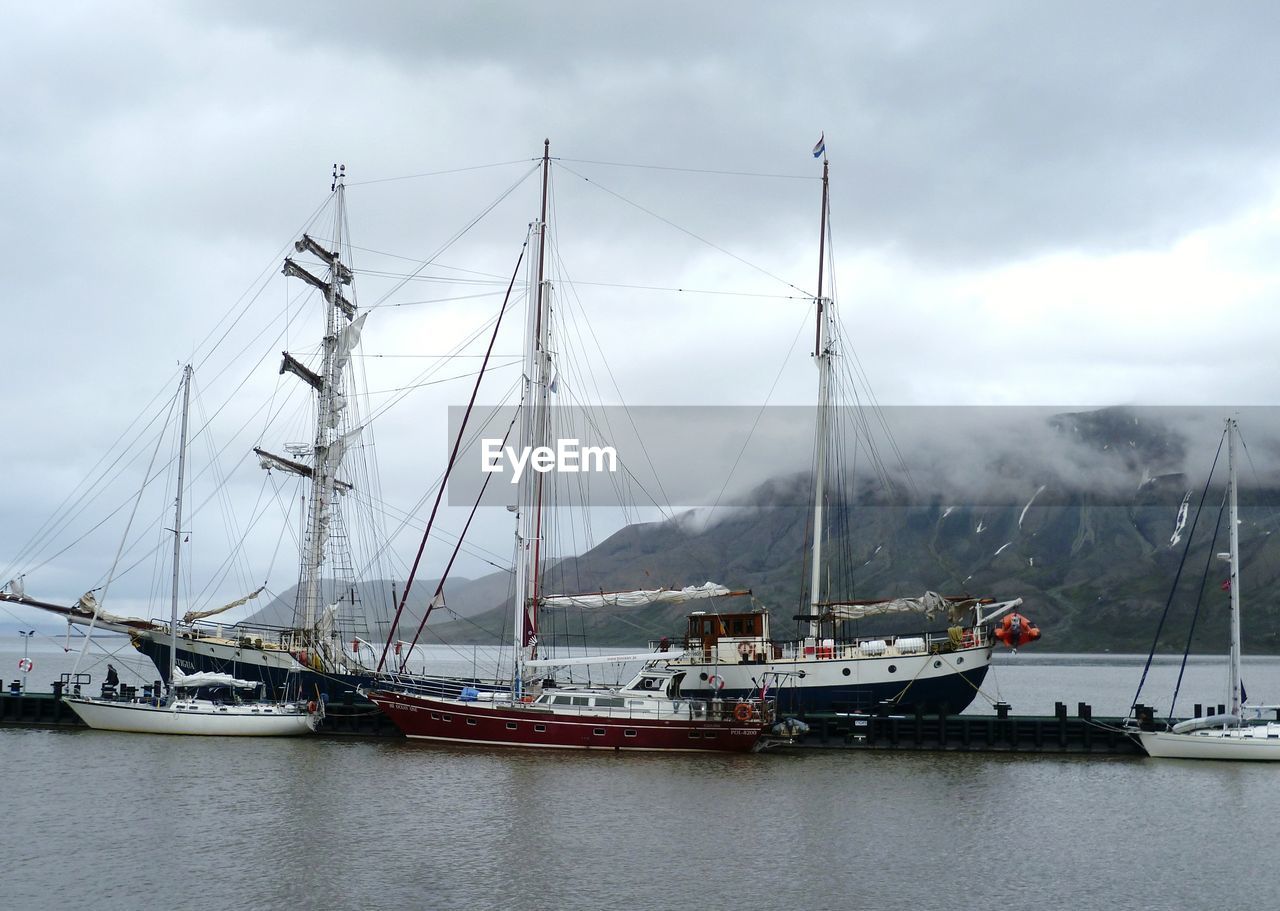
(541, 581, 738, 610)
(173, 669, 261, 690)
(820, 591, 978, 622)
(182, 585, 267, 624)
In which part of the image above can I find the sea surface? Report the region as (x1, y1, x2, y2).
(3, 634, 1280, 911)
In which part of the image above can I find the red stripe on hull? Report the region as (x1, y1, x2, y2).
(367, 691, 763, 753)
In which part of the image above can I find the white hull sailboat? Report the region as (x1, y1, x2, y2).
(64, 701, 316, 736)
(60, 365, 322, 737)
(64, 685, 319, 737)
(1135, 418, 1280, 761)
(1138, 720, 1280, 760)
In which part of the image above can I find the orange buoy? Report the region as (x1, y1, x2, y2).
(994, 612, 1041, 649)
(734, 702, 753, 722)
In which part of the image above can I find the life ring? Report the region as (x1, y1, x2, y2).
(307, 700, 318, 713)
(707, 674, 725, 691)
(17, 657, 33, 673)
(733, 702, 753, 722)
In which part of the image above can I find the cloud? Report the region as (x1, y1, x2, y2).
(6, 1, 1280, 622)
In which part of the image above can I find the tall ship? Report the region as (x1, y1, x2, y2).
(647, 146, 1037, 714)
(2, 165, 498, 705)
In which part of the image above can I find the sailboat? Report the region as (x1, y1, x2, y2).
(1134, 418, 1280, 760)
(649, 150, 1034, 715)
(363, 142, 778, 752)
(62, 366, 321, 736)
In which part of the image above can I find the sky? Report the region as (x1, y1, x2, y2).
(5, 0, 1280, 627)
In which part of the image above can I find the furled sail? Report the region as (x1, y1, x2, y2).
(819, 591, 978, 622)
(173, 669, 261, 690)
(540, 581, 740, 610)
(182, 584, 267, 624)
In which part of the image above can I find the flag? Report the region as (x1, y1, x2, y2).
(812, 132, 825, 158)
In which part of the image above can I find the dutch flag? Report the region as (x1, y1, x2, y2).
(812, 132, 826, 158)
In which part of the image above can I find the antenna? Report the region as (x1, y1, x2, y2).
(331, 162, 346, 192)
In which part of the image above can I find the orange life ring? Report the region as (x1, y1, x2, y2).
(733, 702, 753, 722)
(307, 700, 318, 713)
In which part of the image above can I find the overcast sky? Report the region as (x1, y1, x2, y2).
(5, 1, 1280, 625)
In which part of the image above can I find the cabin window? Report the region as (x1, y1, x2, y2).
(595, 697, 624, 708)
(466, 718, 478, 726)
(505, 722, 518, 730)
(430, 712, 440, 720)
(688, 731, 701, 739)
(553, 695, 573, 706)
(703, 731, 717, 739)
(593, 728, 606, 736)
(624, 730, 638, 737)
(572, 696, 591, 707)
(442, 714, 453, 722)
(534, 724, 546, 733)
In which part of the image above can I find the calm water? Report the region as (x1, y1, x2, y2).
(4, 634, 1280, 911)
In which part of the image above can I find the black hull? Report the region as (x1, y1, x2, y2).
(131, 637, 496, 705)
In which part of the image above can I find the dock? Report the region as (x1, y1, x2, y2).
(2, 690, 1144, 752)
(787, 702, 1141, 754)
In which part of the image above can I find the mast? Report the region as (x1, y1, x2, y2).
(808, 156, 831, 639)
(1227, 418, 1242, 716)
(512, 140, 553, 694)
(274, 164, 361, 668)
(169, 364, 193, 686)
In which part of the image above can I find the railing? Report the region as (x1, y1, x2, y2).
(649, 625, 991, 663)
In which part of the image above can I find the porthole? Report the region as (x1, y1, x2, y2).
(934, 660, 942, 668)
(841, 668, 851, 677)
(957, 657, 965, 665)
(699, 672, 708, 681)
(888, 664, 897, 674)
(798, 670, 807, 679)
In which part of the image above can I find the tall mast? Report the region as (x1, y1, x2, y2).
(1226, 418, 1242, 716)
(808, 156, 831, 639)
(275, 164, 361, 668)
(512, 140, 553, 693)
(169, 364, 193, 685)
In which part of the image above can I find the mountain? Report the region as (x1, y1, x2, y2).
(250, 408, 1280, 653)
